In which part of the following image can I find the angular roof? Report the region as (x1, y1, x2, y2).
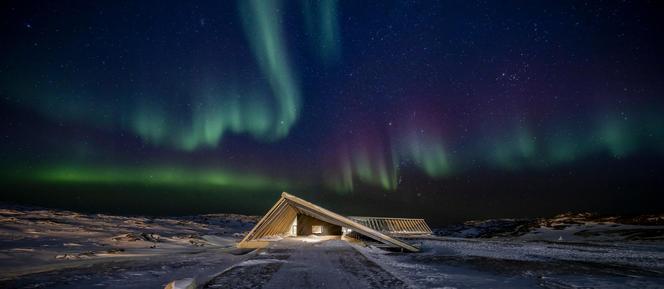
(238, 192, 419, 252)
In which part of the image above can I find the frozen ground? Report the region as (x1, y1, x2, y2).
(358, 236, 664, 288)
(1, 205, 663, 288)
(369, 212, 664, 288)
(433, 212, 664, 242)
(0, 205, 258, 288)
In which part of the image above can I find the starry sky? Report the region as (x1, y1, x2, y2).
(1, 1, 663, 224)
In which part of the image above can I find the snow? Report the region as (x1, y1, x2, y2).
(0, 205, 258, 288)
(2, 205, 663, 288)
(236, 259, 286, 267)
(164, 278, 195, 289)
(356, 237, 664, 288)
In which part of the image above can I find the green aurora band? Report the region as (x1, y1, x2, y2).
(323, 143, 392, 192)
(12, 166, 289, 191)
(303, 0, 341, 63)
(130, 0, 302, 151)
(238, 0, 301, 140)
(2, 1, 663, 197)
(1, 0, 306, 152)
(326, 108, 664, 192)
(400, 129, 452, 178)
(324, 128, 452, 192)
(487, 110, 664, 170)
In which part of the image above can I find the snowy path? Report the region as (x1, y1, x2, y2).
(204, 238, 406, 289)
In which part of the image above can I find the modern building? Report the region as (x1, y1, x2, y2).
(238, 192, 431, 252)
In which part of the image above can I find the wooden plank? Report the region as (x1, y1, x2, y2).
(265, 202, 290, 236)
(262, 201, 290, 237)
(421, 219, 433, 233)
(349, 216, 432, 235)
(409, 220, 421, 232)
(385, 219, 393, 232)
(254, 200, 285, 238)
(398, 219, 408, 233)
(237, 240, 269, 249)
(405, 219, 416, 232)
(272, 207, 296, 236)
(413, 220, 422, 232)
(416, 220, 429, 233)
(240, 197, 285, 244)
(412, 220, 423, 232)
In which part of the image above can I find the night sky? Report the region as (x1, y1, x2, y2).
(1, 1, 663, 225)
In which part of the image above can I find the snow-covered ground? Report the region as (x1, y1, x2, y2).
(433, 212, 664, 242)
(1, 205, 663, 289)
(357, 236, 664, 288)
(358, 213, 664, 289)
(0, 205, 258, 288)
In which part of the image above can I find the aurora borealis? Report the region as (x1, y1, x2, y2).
(1, 1, 663, 222)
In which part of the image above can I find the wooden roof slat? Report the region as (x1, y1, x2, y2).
(347, 216, 432, 235)
(262, 202, 290, 237)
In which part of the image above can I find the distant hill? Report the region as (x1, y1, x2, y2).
(434, 212, 664, 242)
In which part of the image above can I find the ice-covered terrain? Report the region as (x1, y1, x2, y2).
(0, 204, 259, 288)
(363, 212, 664, 288)
(433, 212, 664, 242)
(358, 236, 664, 288)
(1, 205, 663, 289)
